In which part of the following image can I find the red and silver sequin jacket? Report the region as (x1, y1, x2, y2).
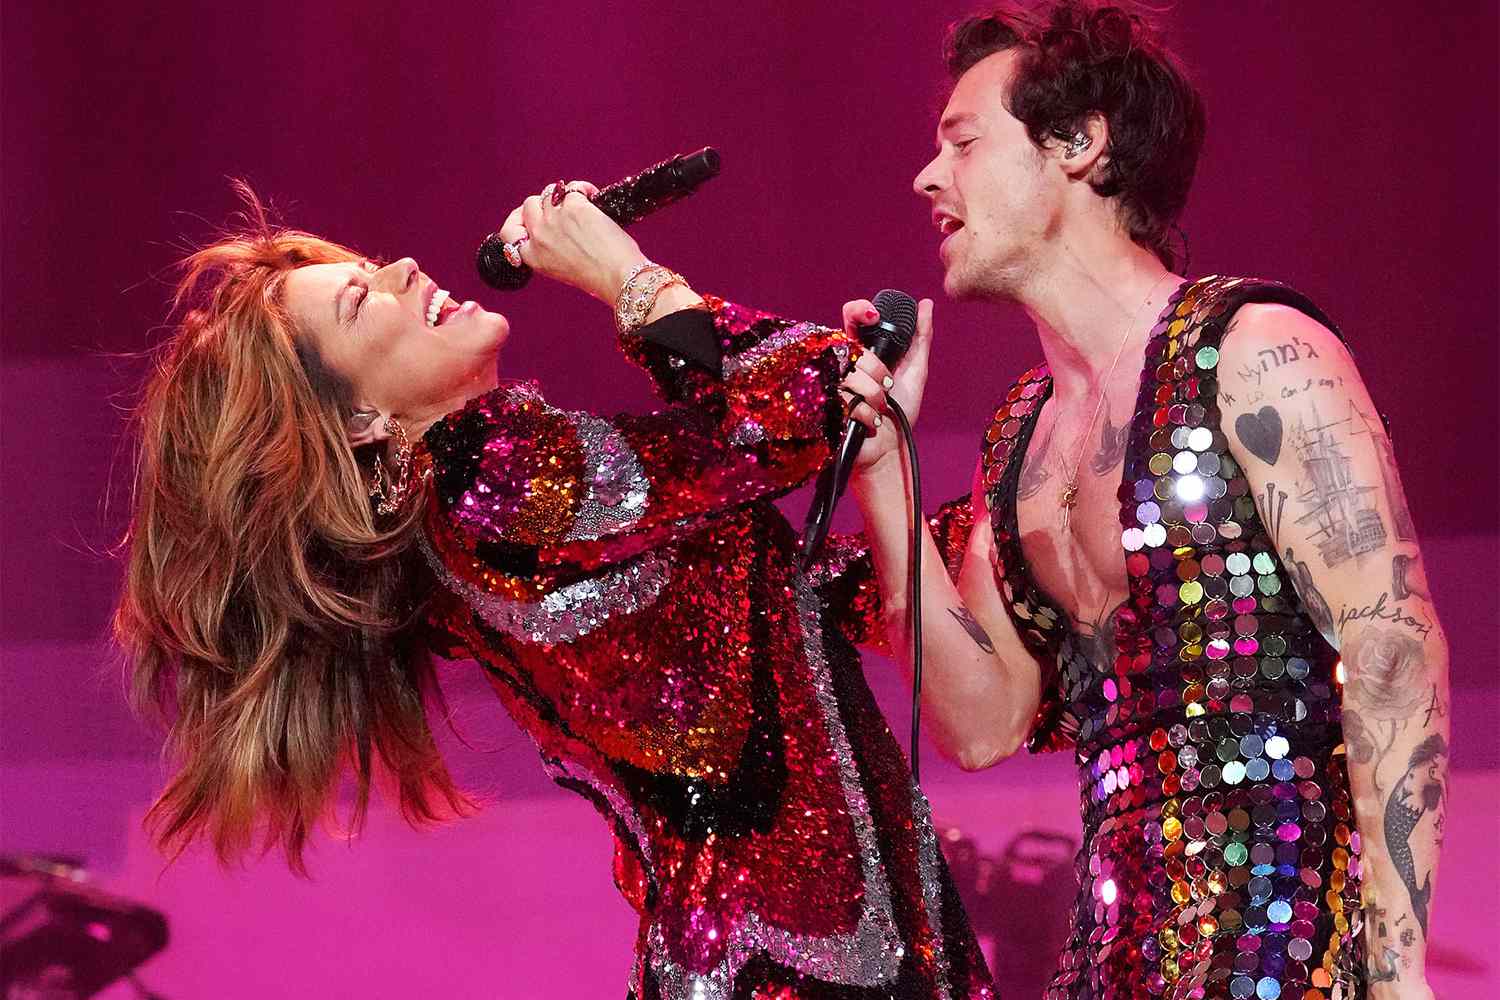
(419, 298, 992, 1000)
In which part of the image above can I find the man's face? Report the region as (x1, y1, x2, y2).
(913, 51, 1062, 300)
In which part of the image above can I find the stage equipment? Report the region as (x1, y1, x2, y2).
(477, 147, 722, 290)
(0, 855, 168, 999)
(937, 827, 1077, 995)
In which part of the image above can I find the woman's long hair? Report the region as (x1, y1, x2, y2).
(114, 184, 469, 874)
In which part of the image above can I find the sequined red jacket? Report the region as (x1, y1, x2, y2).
(418, 298, 991, 999)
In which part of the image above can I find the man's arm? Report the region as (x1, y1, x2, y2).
(1219, 304, 1448, 997)
(851, 456, 1042, 769)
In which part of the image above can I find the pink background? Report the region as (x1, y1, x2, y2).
(3, 2, 1495, 996)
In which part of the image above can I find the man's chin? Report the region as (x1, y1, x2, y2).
(942, 267, 977, 301)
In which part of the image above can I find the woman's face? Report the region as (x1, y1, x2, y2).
(285, 257, 508, 432)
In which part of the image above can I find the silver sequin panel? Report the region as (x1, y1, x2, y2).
(643, 576, 911, 1000)
(723, 321, 824, 378)
(561, 411, 651, 542)
(911, 784, 955, 997)
(420, 536, 673, 644)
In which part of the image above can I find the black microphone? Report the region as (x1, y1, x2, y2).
(800, 289, 918, 566)
(476, 147, 722, 291)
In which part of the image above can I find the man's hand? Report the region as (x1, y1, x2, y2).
(837, 296, 935, 480)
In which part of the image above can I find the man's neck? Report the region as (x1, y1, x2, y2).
(1010, 232, 1180, 403)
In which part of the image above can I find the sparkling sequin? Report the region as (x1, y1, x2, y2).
(422, 298, 993, 998)
(981, 277, 1364, 999)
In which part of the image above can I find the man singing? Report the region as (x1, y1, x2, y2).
(835, 3, 1448, 997)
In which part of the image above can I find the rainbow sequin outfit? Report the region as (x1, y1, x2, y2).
(419, 299, 994, 999)
(978, 278, 1366, 999)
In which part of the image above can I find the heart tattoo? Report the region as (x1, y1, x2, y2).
(1234, 406, 1283, 465)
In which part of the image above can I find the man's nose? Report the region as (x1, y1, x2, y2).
(913, 156, 945, 197)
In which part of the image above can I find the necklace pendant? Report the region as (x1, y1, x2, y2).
(1060, 480, 1078, 530)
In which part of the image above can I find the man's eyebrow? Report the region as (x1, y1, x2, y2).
(936, 112, 979, 147)
(940, 112, 978, 132)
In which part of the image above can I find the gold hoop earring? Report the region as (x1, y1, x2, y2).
(368, 416, 424, 516)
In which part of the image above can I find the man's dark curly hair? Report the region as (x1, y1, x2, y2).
(946, 2, 1205, 270)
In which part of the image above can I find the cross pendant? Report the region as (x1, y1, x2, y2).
(1060, 480, 1079, 530)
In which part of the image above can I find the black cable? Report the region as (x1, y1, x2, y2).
(885, 396, 923, 782)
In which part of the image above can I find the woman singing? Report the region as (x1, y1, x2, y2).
(114, 183, 993, 999)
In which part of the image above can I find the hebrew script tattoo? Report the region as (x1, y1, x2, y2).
(1234, 334, 1323, 386)
(947, 605, 995, 655)
(1016, 418, 1057, 501)
(1383, 734, 1447, 936)
(1088, 409, 1130, 475)
(1289, 401, 1387, 568)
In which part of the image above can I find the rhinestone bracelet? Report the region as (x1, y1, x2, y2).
(615, 262, 688, 336)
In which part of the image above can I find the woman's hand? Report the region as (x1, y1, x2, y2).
(837, 296, 935, 483)
(496, 181, 647, 303)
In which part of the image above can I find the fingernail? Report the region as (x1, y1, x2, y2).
(874, 414, 883, 428)
(881, 375, 895, 390)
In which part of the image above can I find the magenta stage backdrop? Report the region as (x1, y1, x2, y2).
(3, 2, 1497, 996)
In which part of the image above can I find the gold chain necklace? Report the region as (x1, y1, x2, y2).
(1058, 272, 1173, 530)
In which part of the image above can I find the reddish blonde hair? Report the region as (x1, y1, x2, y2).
(114, 184, 469, 874)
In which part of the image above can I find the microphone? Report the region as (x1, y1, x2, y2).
(476, 146, 722, 291)
(800, 289, 918, 566)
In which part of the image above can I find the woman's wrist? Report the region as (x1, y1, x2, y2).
(597, 251, 651, 304)
(643, 282, 704, 326)
(614, 261, 702, 335)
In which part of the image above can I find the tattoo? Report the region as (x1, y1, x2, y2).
(947, 606, 995, 655)
(1343, 708, 1375, 764)
(1233, 335, 1323, 387)
(1343, 626, 1428, 720)
(1343, 626, 1437, 800)
(1076, 607, 1118, 667)
(1088, 408, 1129, 475)
(1422, 686, 1447, 729)
(1283, 547, 1335, 641)
(1365, 901, 1405, 983)
(1383, 734, 1448, 936)
(1233, 405, 1283, 465)
(1352, 405, 1417, 541)
(1016, 418, 1056, 501)
(1338, 591, 1433, 640)
(1277, 375, 1345, 401)
(1391, 553, 1429, 602)
(1260, 483, 1289, 543)
(1289, 401, 1387, 568)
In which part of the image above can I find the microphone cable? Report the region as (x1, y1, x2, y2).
(886, 396, 925, 783)
(842, 392, 924, 782)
